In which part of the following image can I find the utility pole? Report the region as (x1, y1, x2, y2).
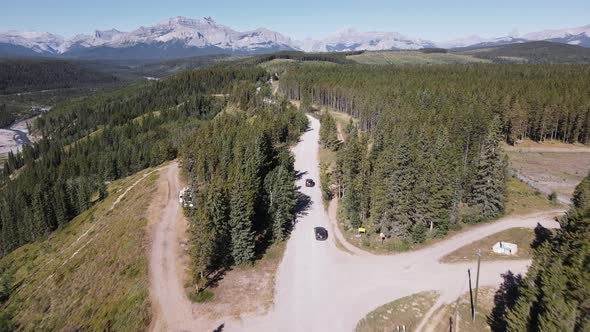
(454, 294, 460, 332)
(473, 250, 481, 321)
(468, 268, 474, 320)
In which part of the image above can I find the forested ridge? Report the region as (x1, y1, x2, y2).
(282, 64, 590, 243)
(0, 58, 119, 95)
(0, 65, 269, 257)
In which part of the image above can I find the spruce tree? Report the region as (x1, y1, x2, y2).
(229, 176, 256, 265)
(469, 116, 507, 219)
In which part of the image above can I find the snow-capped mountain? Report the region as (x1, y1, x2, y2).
(440, 35, 528, 49)
(299, 28, 434, 52)
(522, 24, 590, 47)
(442, 25, 590, 49)
(1, 18, 589, 60)
(59, 29, 126, 52)
(0, 16, 297, 59)
(0, 31, 64, 54)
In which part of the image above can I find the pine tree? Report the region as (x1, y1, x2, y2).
(319, 112, 340, 150)
(189, 198, 213, 281)
(207, 183, 231, 268)
(572, 172, 590, 213)
(264, 164, 296, 241)
(229, 177, 256, 265)
(536, 261, 576, 332)
(469, 116, 507, 219)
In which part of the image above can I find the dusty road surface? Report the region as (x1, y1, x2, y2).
(148, 163, 222, 331)
(224, 116, 562, 331)
(149, 117, 563, 332)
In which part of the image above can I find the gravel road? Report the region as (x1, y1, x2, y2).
(149, 116, 563, 332)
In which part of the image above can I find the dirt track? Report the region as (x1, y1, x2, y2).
(148, 116, 563, 331)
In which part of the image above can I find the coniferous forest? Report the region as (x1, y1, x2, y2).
(182, 105, 307, 280)
(281, 64, 590, 243)
(0, 65, 274, 257)
(1, 53, 590, 331)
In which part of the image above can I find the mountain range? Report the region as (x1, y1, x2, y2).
(1, 16, 589, 60)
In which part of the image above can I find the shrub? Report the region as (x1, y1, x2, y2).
(188, 289, 214, 303)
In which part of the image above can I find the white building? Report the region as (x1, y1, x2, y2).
(492, 241, 518, 255)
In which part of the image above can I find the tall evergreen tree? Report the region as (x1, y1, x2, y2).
(229, 175, 256, 265)
(468, 116, 507, 219)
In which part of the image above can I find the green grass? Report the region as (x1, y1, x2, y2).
(347, 50, 491, 65)
(356, 291, 439, 332)
(0, 168, 159, 331)
(188, 290, 214, 303)
(504, 177, 562, 215)
(440, 227, 540, 263)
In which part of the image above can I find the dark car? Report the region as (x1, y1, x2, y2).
(305, 179, 315, 187)
(314, 227, 328, 241)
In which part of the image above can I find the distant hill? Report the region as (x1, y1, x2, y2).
(454, 41, 590, 64)
(0, 58, 118, 94)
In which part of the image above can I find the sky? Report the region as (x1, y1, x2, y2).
(1, 0, 589, 41)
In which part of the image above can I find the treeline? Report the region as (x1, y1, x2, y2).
(281, 65, 590, 144)
(281, 65, 575, 242)
(0, 59, 119, 94)
(0, 65, 269, 257)
(491, 173, 590, 331)
(182, 102, 308, 282)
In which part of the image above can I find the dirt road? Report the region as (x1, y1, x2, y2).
(149, 116, 563, 331)
(148, 163, 222, 331)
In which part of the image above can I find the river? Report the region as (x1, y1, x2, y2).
(0, 116, 37, 161)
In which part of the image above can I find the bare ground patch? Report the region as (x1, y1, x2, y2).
(424, 287, 496, 332)
(505, 140, 590, 198)
(355, 291, 439, 332)
(190, 242, 287, 320)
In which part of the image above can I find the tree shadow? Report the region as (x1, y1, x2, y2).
(531, 223, 552, 249)
(293, 191, 312, 219)
(295, 170, 308, 180)
(488, 271, 524, 332)
(212, 323, 225, 332)
(203, 267, 232, 290)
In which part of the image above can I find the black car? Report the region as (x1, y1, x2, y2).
(305, 179, 315, 187)
(314, 227, 328, 241)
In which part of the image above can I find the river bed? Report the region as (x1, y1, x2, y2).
(0, 116, 37, 163)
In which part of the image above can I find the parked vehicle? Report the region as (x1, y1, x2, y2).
(314, 227, 328, 241)
(305, 179, 315, 187)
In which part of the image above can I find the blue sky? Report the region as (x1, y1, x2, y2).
(2, 0, 589, 41)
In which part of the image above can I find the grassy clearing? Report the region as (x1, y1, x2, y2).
(0, 168, 158, 331)
(258, 59, 338, 75)
(356, 291, 439, 332)
(440, 227, 540, 263)
(504, 177, 562, 215)
(257, 58, 297, 74)
(426, 287, 496, 332)
(192, 241, 287, 319)
(348, 51, 491, 65)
